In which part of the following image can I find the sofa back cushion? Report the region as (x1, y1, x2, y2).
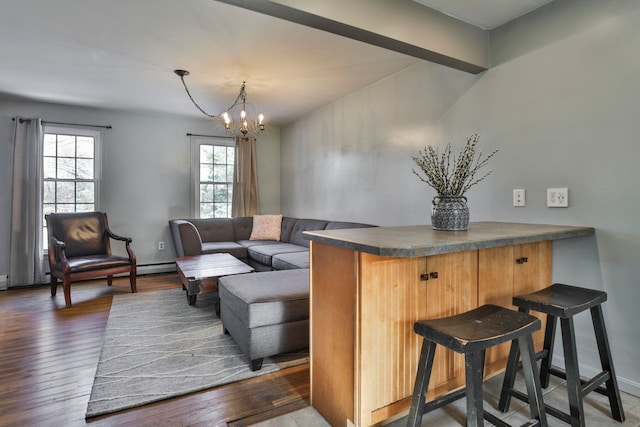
(280, 217, 298, 242)
(232, 217, 254, 240)
(189, 218, 234, 242)
(289, 219, 329, 247)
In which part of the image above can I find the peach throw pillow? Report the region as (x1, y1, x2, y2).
(249, 214, 282, 241)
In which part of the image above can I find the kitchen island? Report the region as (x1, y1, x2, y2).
(304, 222, 594, 427)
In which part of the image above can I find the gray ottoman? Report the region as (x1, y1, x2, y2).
(218, 269, 309, 371)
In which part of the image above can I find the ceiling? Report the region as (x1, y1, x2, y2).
(414, 0, 554, 30)
(0, 0, 553, 127)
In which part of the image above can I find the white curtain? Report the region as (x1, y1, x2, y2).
(9, 117, 46, 287)
(231, 136, 260, 217)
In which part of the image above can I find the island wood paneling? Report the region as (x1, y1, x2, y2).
(479, 241, 551, 376)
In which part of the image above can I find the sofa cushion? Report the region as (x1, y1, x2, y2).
(249, 215, 282, 241)
(190, 218, 235, 242)
(218, 269, 309, 328)
(289, 219, 329, 248)
(232, 217, 254, 240)
(201, 241, 248, 259)
(236, 239, 277, 248)
(248, 243, 307, 266)
(272, 251, 310, 270)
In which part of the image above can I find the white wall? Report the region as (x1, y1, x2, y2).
(0, 100, 280, 277)
(281, 0, 640, 395)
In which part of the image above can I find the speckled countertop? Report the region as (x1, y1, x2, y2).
(303, 222, 595, 258)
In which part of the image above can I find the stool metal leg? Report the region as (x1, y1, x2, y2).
(540, 314, 557, 388)
(465, 349, 485, 427)
(560, 316, 584, 427)
(517, 334, 548, 426)
(407, 340, 437, 427)
(591, 305, 625, 422)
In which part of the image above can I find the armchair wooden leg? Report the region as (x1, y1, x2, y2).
(50, 276, 58, 296)
(63, 278, 72, 308)
(130, 267, 137, 293)
(107, 275, 113, 286)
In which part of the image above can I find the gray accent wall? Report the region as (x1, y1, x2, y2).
(281, 0, 640, 395)
(0, 100, 281, 277)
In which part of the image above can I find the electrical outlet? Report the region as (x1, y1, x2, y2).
(513, 189, 525, 207)
(158, 241, 165, 250)
(547, 188, 568, 207)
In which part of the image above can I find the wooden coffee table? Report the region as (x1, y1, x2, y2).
(175, 253, 254, 312)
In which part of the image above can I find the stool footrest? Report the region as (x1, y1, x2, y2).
(547, 366, 612, 397)
(509, 389, 572, 425)
(485, 411, 540, 427)
(582, 371, 611, 396)
(422, 388, 466, 414)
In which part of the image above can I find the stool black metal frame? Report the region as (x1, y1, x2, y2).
(498, 283, 625, 427)
(407, 304, 548, 427)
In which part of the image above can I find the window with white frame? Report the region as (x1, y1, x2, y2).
(42, 126, 100, 250)
(191, 136, 234, 218)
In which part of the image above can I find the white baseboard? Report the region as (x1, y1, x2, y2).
(137, 263, 176, 275)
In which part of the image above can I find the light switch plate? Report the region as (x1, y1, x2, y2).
(513, 189, 525, 207)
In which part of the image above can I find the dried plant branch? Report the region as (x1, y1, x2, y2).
(412, 134, 498, 196)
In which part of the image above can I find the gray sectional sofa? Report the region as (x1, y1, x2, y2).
(169, 216, 372, 271)
(168, 215, 375, 370)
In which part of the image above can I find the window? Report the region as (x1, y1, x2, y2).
(42, 127, 100, 249)
(192, 136, 234, 218)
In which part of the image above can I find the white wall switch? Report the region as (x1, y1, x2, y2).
(513, 189, 526, 207)
(547, 187, 568, 207)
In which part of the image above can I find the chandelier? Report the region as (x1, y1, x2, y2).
(174, 69, 265, 136)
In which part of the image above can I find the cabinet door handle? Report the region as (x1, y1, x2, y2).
(420, 273, 429, 281)
(516, 257, 529, 264)
(430, 272, 438, 279)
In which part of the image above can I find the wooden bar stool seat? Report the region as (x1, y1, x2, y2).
(407, 304, 548, 427)
(498, 283, 625, 427)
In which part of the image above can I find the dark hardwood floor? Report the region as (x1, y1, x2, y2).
(0, 273, 310, 427)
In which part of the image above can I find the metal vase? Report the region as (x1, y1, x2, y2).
(431, 195, 469, 231)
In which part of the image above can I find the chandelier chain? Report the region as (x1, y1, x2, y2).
(177, 73, 217, 118)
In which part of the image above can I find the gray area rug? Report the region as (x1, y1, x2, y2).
(86, 288, 308, 418)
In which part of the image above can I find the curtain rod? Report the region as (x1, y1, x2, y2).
(42, 120, 112, 129)
(186, 133, 222, 138)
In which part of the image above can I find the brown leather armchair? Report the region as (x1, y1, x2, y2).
(46, 211, 137, 308)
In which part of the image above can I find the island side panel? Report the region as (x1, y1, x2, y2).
(310, 241, 356, 427)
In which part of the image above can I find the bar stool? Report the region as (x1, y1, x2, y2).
(407, 304, 548, 427)
(498, 283, 625, 427)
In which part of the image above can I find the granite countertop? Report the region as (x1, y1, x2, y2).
(303, 222, 595, 258)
